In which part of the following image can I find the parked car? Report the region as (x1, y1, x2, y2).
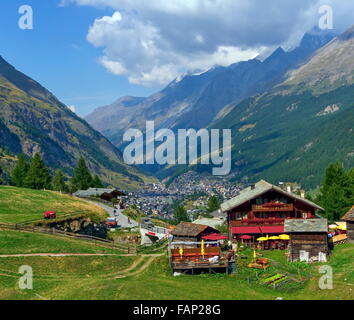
(105, 217, 118, 228)
(43, 211, 57, 219)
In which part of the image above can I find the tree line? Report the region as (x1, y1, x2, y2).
(10, 153, 104, 193)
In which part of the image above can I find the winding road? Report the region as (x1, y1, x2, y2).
(83, 200, 139, 229)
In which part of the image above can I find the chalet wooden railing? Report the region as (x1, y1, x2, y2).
(231, 218, 286, 227)
(252, 204, 294, 212)
(0, 222, 137, 254)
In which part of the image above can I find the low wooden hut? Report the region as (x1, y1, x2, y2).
(74, 188, 126, 201)
(171, 222, 219, 242)
(342, 206, 354, 243)
(284, 219, 329, 262)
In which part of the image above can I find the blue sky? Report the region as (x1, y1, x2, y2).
(0, 0, 158, 116)
(1, 0, 353, 116)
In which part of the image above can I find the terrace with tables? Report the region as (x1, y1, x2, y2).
(169, 241, 231, 274)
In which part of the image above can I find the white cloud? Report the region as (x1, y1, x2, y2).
(62, 0, 354, 87)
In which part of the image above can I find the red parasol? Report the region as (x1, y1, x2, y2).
(202, 233, 228, 241)
(240, 235, 252, 240)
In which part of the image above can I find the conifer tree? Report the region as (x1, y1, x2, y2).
(71, 157, 93, 191)
(11, 154, 29, 187)
(24, 153, 51, 190)
(92, 175, 104, 188)
(207, 195, 221, 213)
(52, 169, 68, 193)
(317, 162, 353, 221)
(174, 205, 189, 223)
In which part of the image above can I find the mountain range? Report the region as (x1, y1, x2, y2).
(0, 56, 154, 190)
(86, 26, 354, 188)
(86, 28, 335, 148)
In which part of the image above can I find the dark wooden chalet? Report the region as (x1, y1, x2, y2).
(342, 206, 354, 243)
(284, 219, 329, 262)
(171, 222, 219, 242)
(221, 180, 324, 241)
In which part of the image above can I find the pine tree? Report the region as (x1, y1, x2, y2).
(174, 205, 189, 223)
(52, 169, 68, 193)
(92, 175, 104, 188)
(0, 165, 3, 185)
(347, 168, 354, 205)
(11, 154, 29, 187)
(317, 162, 353, 221)
(24, 153, 51, 190)
(207, 195, 221, 213)
(71, 157, 93, 191)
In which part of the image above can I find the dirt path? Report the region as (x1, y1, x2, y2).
(0, 253, 164, 281)
(114, 254, 163, 279)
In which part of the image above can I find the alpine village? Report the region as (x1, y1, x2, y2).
(0, 18, 353, 300)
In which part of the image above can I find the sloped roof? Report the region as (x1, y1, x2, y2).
(193, 217, 224, 229)
(73, 188, 117, 197)
(221, 180, 324, 212)
(342, 206, 354, 222)
(284, 219, 328, 233)
(172, 222, 217, 237)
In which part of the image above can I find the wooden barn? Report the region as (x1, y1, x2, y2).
(284, 219, 329, 262)
(171, 222, 220, 243)
(342, 206, 354, 243)
(221, 180, 324, 243)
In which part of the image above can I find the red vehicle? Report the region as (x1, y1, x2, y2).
(43, 211, 57, 219)
(105, 217, 118, 228)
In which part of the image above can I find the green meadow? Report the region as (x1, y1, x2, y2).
(0, 231, 352, 300)
(0, 186, 107, 224)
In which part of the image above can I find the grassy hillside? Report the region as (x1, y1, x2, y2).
(0, 242, 352, 300)
(159, 84, 354, 188)
(217, 85, 354, 188)
(0, 56, 155, 190)
(0, 186, 107, 224)
(0, 230, 123, 255)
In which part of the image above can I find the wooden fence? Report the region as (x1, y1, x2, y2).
(16, 211, 92, 227)
(0, 222, 137, 254)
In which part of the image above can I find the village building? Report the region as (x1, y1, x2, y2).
(278, 182, 302, 194)
(192, 217, 225, 229)
(169, 222, 229, 275)
(284, 219, 329, 262)
(342, 206, 354, 243)
(221, 180, 324, 243)
(73, 188, 126, 202)
(171, 222, 220, 243)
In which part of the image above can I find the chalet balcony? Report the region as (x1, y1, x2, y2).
(230, 216, 311, 227)
(252, 203, 294, 212)
(231, 218, 285, 227)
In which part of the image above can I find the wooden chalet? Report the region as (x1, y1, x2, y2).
(284, 219, 329, 262)
(171, 222, 219, 243)
(342, 206, 354, 243)
(221, 180, 324, 242)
